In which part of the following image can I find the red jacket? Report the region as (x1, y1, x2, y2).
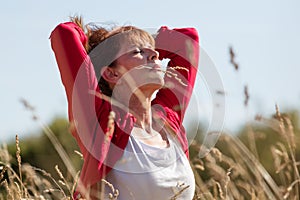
(50, 22, 199, 195)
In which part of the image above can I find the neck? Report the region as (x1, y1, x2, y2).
(129, 91, 153, 134)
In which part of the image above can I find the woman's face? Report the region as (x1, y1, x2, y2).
(116, 41, 159, 72)
(112, 40, 165, 96)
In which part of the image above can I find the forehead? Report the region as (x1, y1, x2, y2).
(118, 30, 155, 53)
(121, 41, 153, 52)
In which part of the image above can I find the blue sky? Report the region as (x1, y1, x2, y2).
(1, 0, 300, 142)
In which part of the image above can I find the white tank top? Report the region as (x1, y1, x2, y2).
(104, 127, 195, 200)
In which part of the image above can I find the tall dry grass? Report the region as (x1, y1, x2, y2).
(190, 111, 300, 200)
(0, 105, 299, 199)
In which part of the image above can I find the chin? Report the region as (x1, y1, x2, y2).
(148, 71, 164, 84)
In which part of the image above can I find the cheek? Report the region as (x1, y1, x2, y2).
(121, 59, 146, 71)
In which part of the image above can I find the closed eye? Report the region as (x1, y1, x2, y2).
(133, 49, 144, 54)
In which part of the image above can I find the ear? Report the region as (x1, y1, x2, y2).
(101, 66, 119, 83)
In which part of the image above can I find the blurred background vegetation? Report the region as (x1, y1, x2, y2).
(0, 106, 299, 199)
(4, 109, 300, 187)
(6, 117, 82, 181)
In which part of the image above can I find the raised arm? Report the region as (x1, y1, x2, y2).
(50, 22, 114, 188)
(153, 26, 199, 126)
(50, 22, 101, 118)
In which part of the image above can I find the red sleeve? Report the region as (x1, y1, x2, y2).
(50, 22, 102, 118)
(50, 22, 114, 187)
(153, 26, 199, 128)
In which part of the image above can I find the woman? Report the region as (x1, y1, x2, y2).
(51, 16, 199, 200)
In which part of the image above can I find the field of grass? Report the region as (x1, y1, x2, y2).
(0, 104, 299, 199)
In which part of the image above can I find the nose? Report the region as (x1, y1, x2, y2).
(147, 48, 159, 61)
